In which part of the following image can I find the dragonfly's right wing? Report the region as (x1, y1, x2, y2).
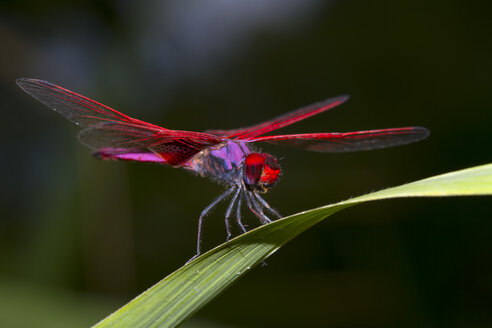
(205, 95, 349, 140)
(247, 127, 430, 152)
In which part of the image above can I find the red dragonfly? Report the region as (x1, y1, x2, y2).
(17, 78, 429, 259)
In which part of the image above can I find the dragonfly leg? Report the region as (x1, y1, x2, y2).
(192, 187, 234, 261)
(236, 192, 247, 234)
(246, 192, 271, 267)
(225, 187, 241, 241)
(244, 190, 271, 224)
(253, 193, 282, 219)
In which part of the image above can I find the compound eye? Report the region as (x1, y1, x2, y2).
(243, 153, 281, 193)
(243, 153, 266, 186)
(259, 155, 281, 188)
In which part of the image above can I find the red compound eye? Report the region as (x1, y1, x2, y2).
(260, 156, 281, 185)
(243, 153, 266, 186)
(243, 153, 281, 192)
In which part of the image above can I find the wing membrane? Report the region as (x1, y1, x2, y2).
(79, 122, 221, 166)
(16, 78, 163, 129)
(248, 127, 430, 152)
(17, 78, 222, 165)
(206, 95, 349, 140)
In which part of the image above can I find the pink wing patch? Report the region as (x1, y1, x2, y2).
(95, 151, 165, 163)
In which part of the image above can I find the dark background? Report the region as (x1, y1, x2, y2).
(1, 1, 491, 327)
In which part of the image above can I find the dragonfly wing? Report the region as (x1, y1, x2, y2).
(16, 78, 163, 129)
(205, 95, 349, 140)
(17, 78, 223, 166)
(79, 122, 222, 166)
(248, 127, 430, 152)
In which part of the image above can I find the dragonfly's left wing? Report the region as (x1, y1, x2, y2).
(17, 78, 223, 166)
(79, 122, 222, 166)
(16, 78, 163, 129)
(247, 127, 430, 152)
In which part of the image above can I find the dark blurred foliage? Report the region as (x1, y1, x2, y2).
(1, 1, 491, 327)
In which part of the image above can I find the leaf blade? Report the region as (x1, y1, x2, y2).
(93, 163, 492, 328)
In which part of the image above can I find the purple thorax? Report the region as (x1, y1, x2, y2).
(184, 140, 252, 184)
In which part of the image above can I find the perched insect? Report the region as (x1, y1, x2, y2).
(17, 78, 429, 259)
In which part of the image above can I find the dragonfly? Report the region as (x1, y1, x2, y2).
(17, 78, 429, 259)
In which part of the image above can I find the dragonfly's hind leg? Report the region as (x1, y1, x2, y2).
(188, 187, 234, 263)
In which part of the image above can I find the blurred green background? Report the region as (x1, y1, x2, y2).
(1, 1, 491, 327)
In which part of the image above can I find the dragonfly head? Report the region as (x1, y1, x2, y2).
(243, 153, 281, 193)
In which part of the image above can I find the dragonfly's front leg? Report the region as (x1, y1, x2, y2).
(236, 193, 247, 234)
(254, 192, 282, 219)
(225, 187, 241, 241)
(243, 190, 272, 224)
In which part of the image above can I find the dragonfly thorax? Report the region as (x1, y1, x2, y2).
(185, 140, 250, 184)
(185, 141, 281, 192)
(243, 153, 281, 193)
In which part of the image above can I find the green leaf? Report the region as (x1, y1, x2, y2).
(93, 163, 492, 328)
